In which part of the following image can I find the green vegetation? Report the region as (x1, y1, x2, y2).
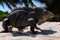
(47, 15, 60, 22)
(0, 11, 9, 21)
(0, 0, 60, 22)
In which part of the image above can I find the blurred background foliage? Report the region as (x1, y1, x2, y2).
(47, 15, 60, 22)
(0, 11, 9, 21)
(0, 0, 60, 22)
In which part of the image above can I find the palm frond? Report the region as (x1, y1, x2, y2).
(5, 2, 12, 9)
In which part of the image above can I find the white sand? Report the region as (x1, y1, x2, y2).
(0, 22, 60, 40)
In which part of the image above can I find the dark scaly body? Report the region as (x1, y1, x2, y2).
(2, 7, 54, 34)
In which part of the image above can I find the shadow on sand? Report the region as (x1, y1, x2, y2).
(11, 30, 57, 37)
(36, 30, 57, 35)
(0, 30, 57, 37)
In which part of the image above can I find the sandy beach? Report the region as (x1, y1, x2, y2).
(0, 22, 60, 40)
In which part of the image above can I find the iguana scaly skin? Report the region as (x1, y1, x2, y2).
(2, 7, 54, 34)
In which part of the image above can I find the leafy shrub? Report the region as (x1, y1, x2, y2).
(47, 15, 60, 22)
(0, 11, 9, 21)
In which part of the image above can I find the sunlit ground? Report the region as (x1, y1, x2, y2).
(0, 22, 60, 40)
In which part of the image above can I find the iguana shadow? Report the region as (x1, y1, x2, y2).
(11, 30, 57, 37)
